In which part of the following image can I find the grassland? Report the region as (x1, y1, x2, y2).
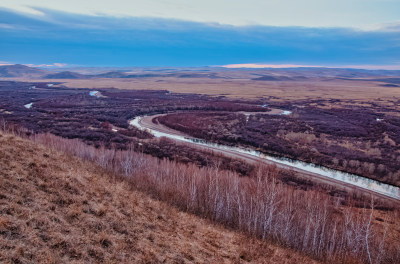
(17, 77, 400, 104)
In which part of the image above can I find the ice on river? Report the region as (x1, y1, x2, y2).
(24, 103, 33, 109)
(129, 115, 400, 200)
(281, 110, 292, 115)
(89, 91, 103, 98)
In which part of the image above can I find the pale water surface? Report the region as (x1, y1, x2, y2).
(129, 116, 400, 200)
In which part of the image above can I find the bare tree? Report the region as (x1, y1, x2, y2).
(16, 130, 399, 264)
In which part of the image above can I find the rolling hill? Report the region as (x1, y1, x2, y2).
(0, 64, 48, 78)
(42, 71, 90, 79)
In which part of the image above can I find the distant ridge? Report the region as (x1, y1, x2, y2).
(252, 75, 293, 81)
(43, 71, 89, 79)
(1, 64, 400, 80)
(0, 64, 48, 78)
(95, 71, 129, 78)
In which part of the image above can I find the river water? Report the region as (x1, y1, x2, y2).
(24, 103, 33, 109)
(129, 116, 400, 200)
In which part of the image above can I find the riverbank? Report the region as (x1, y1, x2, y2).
(130, 115, 400, 201)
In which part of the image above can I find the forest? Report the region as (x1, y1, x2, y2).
(1, 80, 400, 188)
(157, 107, 400, 187)
(0, 81, 265, 175)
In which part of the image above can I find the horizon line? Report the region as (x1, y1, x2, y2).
(1, 62, 400, 71)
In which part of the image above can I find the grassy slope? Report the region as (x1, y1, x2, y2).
(0, 132, 318, 264)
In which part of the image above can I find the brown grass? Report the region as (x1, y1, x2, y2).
(0, 132, 318, 263)
(14, 131, 399, 264)
(13, 77, 400, 104)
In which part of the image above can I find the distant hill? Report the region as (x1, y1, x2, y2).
(372, 78, 400, 84)
(0, 64, 48, 78)
(380, 84, 399, 87)
(3, 64, 399, 81)
(339, 77, 400, 85)
(252, 75, 293, 81)
(43, 71, 90, 79)
(95, 71, 129, 78)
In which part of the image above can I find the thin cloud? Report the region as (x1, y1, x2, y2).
(363, 20, 400, 32)
(222, 63, 400, 70)
(341, 65, 400, 70)
(0, 23, 15, 29)
(222, 64, 324, 69)
(0, 8, 399, 68)
(25, 63, 68, 68)
(1, 0, 400, 28)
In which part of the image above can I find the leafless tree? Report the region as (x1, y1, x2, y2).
(4, 129, 396, 264)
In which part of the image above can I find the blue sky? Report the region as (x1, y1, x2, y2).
(0, 1, 399, 68)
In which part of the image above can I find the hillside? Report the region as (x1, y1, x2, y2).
(0, 64, 48, 78)
(0, 132, 317, 263)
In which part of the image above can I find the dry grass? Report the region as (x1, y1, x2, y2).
(12, 76, 399, 116)
(12, 77, 400, 103)
(0, 132, 318, 263)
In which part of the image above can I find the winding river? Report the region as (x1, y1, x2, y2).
(129, 116, 400, 201)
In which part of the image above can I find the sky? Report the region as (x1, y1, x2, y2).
(0, 0, 399, 68)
